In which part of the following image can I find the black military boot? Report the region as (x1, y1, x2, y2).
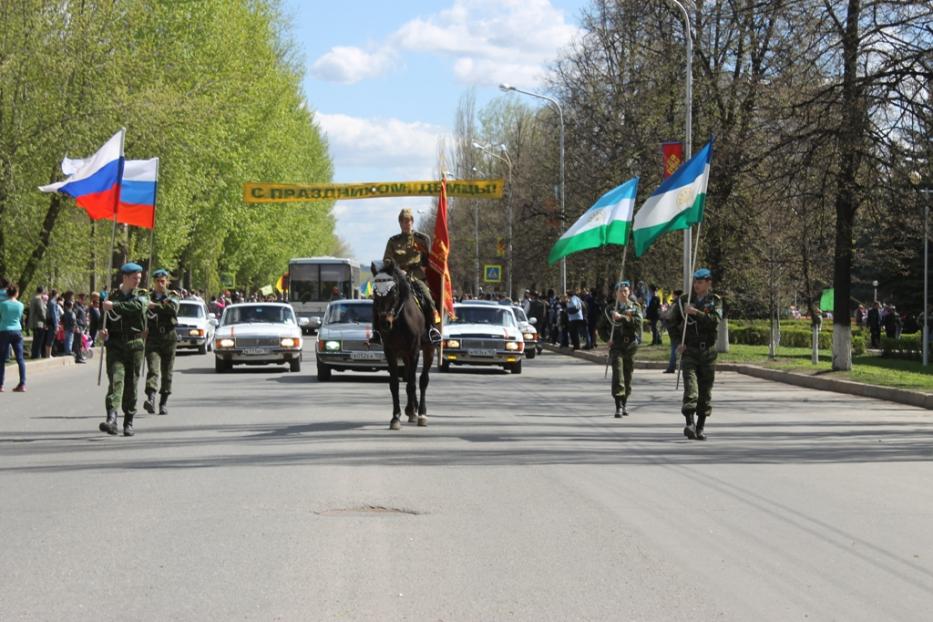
(143, 391, 156, 414)
(622, 401, 629, 417)
(683, 413, 697, 440)
(123, 413, 135, 437)
(158, 394, 169, 415)
(99, 410, 118, 435)
(614, 398, 622, 418)
(695, 415, 707, 441)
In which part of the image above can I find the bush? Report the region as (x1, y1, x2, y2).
(881, 334, 922, 359)
(728, 320, 865, 355)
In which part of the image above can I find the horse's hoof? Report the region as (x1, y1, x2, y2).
(389, 418, 401, 431)
(407, 415, 417, 423)
(417, 416, 428, 427)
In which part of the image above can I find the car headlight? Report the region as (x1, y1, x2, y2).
(216, 338, 234, 348)
(445, 339, 460, 349)
(522, 332, 535, 340)
(324, 340, 341, 351)
(189, 328, 205, 337)
(505, 341, 520, 351)
(280, 337, 299, 348)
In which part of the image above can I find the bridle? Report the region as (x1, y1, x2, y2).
(373, 271, 405, 331)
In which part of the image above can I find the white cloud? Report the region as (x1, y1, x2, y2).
(310, 46, 396, 84)
(315, 112, 450, 176)
(309, 0, 580, 88)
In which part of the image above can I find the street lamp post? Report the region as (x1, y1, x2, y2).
(666, 0, 695, 293)
(873, 280, 879, 303)
(473, 142, 514, 300)
(499, 83, 566, 294)
(910, 171, 929, 366)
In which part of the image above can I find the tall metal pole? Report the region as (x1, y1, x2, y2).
(474, 204, 480, 296)
(668, 0, 694, 293)
(499, 84, 566, 293)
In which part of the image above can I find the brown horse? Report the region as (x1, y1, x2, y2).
(371, 259, 435, 430)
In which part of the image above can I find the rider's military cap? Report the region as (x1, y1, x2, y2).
(120, 262, 143, 274)
(693, 268, 712, 280)
(152, 268, 171, 278)
(615, 280, 631, 289)
(398, 208, 414, 221)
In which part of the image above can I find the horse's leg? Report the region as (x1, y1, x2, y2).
(387, 356, 402, 431)
(405, 351, 419, 422)
(417, 345, 432, 426)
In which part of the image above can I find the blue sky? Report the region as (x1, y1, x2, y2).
(282, 0, 588, 264)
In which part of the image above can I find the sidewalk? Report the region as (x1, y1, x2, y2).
(543, 343, 933, 410)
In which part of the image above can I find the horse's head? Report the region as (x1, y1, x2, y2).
(370, 258, 408, 331)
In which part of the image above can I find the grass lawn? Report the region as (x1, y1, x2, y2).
(633, 343, 933, 393)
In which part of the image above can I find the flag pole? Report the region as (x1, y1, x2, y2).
(98, 128, 126, 386)
(146, 158, 160, 277)
(675, 221, 704, 390)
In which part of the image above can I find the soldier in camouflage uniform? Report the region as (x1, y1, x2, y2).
(597, 281, 642, 418)
(670, 268, 723, 441)
(374, 208, 441, 343)
(143, 269, 179, 416)
(99, 263, 149, 437)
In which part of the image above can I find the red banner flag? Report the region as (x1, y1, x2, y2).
(427, 177, 455, 320)
(662, 142, 684, 179)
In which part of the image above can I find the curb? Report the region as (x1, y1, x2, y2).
(542, 343, 933, 410)
(4, 351, 94, 375)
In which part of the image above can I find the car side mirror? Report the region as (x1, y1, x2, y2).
(529, 317, 537, 325)
(299, 317, 311, 328)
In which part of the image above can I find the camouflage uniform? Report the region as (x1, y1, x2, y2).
(144, 289, 179, 414)
(598, 297, 642, 417)
(101, 286, 148, 435)
(383, 231, 438, 324)
(670, 290, 723, 440)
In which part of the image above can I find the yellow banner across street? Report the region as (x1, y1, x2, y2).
(244, 179, 504, 203)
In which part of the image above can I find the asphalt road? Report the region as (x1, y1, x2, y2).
(2, 347, 932, 621)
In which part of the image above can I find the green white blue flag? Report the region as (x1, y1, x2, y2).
(632, 140, 713, 257)
(547, 177, 639, 266)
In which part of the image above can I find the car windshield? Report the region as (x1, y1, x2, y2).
(451, 307, 515, 327)
(178, 304, 204, 319)
(223, 305, 294, 326)
(512, 307, 528, 322)
(324, 302, 371, 325)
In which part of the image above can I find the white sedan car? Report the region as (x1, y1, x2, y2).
(440, 303, 525, 373)
(213, 303, 306, 373)
(174, 299, 218, 354)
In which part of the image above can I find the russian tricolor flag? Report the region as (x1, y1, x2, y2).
(39, 129, 125, 222)
(117, 158, 158, 229)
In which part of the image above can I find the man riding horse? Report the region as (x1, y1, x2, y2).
(371, 208, 442, 344)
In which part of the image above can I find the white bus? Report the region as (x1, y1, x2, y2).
(287, 257, 362, 333)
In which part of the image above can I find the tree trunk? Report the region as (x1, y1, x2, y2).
(17, 193, 64, 292)
(831, 0, 863, 372)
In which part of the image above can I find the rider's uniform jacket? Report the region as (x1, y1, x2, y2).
(384, 231, 431, 281)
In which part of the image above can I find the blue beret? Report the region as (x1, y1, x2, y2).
(120, 262, 143, 274)
(615, 280, 631, 289)
(152, 269, 171, 278)
(693, 268, 712, 280)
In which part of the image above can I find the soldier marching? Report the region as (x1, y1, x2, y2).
(98, 263, 149, 437)
(669, 268, 723, 440)
(143, 268, 179, 416)
(597, 280, 643, 418)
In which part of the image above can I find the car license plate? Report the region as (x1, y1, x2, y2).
(351, 351, 382, 360)
(244, 347, 266, 355)
(468, 349, 496, 357)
